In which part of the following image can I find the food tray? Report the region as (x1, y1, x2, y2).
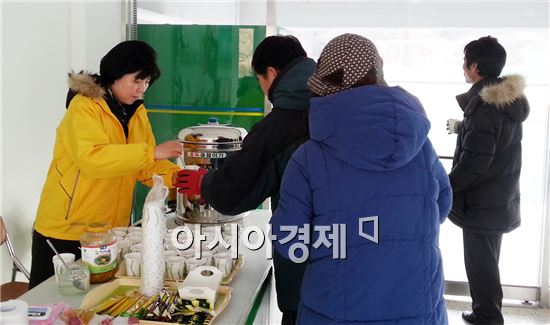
(115, 255, 243, 285)
(80, 278, 232, 324)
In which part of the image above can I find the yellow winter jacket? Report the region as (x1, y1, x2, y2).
(34, 73, 180, 240)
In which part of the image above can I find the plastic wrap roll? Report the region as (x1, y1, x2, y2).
(178, 266, 223, 308)
(0, 299, 28, 325)
(140, 174, 168, 296)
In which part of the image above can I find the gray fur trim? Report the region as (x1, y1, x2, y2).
(67, 72, 105, 99)
(480, 75, 525, 109)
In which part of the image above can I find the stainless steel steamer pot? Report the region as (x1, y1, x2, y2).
(176, 120, 248, 224)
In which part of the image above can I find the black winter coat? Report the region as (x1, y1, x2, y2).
(201, 57, 316, 313)
(449, 75, 529, 234)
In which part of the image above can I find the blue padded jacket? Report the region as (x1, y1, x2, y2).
(271, 85, 452, 324)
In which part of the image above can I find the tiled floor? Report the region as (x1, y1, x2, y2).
(446, 299, 550, 325)
(268, 300, 550, 324)
(267, 280, 550, 324)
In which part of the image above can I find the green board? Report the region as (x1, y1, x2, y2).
(133, 25, 266, 221)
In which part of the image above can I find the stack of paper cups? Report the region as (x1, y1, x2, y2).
(140, 174, 168, 296)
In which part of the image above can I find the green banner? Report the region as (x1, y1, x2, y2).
(134, 25, 267, 221)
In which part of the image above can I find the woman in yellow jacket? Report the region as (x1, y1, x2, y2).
(29, 41, 182, 288)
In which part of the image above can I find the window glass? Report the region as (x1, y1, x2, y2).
(282, 24, 548, 287)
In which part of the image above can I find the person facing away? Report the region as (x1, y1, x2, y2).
(29, 40, 182, 288)
(270, 33, 452, 324)
(175, 35, 316, 325)
(446, 36, 529, 325)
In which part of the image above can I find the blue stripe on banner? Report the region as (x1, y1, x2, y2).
(146, 109, 263, 117)
(146, 104, 264, 113)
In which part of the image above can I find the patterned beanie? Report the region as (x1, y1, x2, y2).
(308, 33, 386, 96)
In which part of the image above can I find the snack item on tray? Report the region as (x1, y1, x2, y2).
(59, 308, 138, 325)
(86, 285, 221, 324)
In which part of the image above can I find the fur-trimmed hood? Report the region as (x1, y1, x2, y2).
(66, 71, 106, 108)
(457, 75, 529, 122)
(480, 75, 525, 108)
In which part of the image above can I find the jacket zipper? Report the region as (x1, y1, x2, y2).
(65, 170, 81, 220)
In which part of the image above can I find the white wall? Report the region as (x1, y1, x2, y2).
(137, 0, 266, 25)
(1, 0, 124, 284)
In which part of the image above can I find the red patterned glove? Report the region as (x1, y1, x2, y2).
(175, 168, 208, 196)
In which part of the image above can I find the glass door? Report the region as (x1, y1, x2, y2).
(273, 0, 550, 303)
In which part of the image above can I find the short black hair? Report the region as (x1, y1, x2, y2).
(251, 35, 307, 75)
(100, 40, 161, 86)
(464, 36, 507, 78)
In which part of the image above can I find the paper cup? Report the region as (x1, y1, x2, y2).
(124, 252, 142, 277)
(127, 226, 142, 234)
(185, 257, 207, 274)
(126, 234, 142, 244)
(112, 228, 128, 238)
(52, 253, 75, 283)
(116, 240, 133, 262)
(165, 256, 186, 280)
(178, 249, 197, 260)
(200, 251, 214, 266)
(112, 226, 128, 234)
(130, 243, 142, 253)
(164, 250, 180, 258)
(214, 252, 233, 278)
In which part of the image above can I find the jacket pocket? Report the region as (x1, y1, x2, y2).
(57, 159, 76, 195)
(57, 159, 80, 220)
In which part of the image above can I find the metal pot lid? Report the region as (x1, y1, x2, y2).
(177, 118, 246, 145)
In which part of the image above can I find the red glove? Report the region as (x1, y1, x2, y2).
(175, 168, 208, 196)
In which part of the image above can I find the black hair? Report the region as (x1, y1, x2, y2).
(464, 36, 507, 78)
(251, 35, 307, 75)
(99, 40, 161, 86)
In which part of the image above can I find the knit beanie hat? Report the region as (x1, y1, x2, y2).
(308, 33, 386, 97)
(99, 40, 160, 86)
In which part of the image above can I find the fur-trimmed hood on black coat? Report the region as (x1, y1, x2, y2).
(449, 75, 530, 234)
(456, 74, 529, 122)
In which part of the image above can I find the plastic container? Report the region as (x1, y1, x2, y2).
(80, 222, 118, 283)
(57, 261, 90, 296)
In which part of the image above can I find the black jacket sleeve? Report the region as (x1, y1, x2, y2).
(201, 109, 303, 214)
(449, 104, 497, 193)
(210, 145, 296, 215)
